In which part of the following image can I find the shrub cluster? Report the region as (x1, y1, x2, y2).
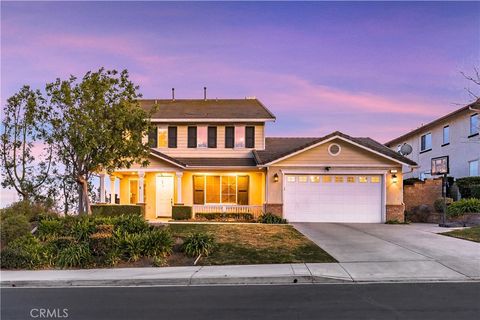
(433, 198, 454, 213)
(447, 198, 480, 218)
(195, 212, 254, 221)
(257, 213, 287, 224)
(1, 214, 173, 269)
(181, 232, 216, 257)
(172, 205, 192, 220)
(91, 204, 143, 217)
(456, 177, 480, 199)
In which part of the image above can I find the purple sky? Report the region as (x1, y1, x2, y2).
(1, 1, 479, 143)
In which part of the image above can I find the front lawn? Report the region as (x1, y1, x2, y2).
(441, 226, 480, 243)
(168, 223, 336, 265)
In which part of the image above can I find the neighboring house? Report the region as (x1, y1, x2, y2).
(100, 98, 416, 223)
(385, 99, 480, 180)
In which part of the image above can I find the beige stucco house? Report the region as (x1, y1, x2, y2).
(99, 98, 416, 223)
(385, 99, 480, 180)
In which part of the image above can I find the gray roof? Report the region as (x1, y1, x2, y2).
(254, 131, 417, 166)
(140, 99, 276, 121)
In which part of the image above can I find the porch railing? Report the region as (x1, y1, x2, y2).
(192, 205, 263, 219)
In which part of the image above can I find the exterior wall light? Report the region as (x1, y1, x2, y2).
(390, 169, 398, 174)
(392, 174, 398, 183)
(273, 173, 279, 183)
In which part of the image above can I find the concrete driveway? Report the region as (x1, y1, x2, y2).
(293, 223, 480, 282)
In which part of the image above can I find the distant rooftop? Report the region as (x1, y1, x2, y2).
(139, 98, 276, 121)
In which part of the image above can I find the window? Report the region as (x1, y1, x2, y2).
(420, 133, 432, 152)
(197, 126, 207, 148)
(157, 127, 168, 148)
(328, 143, 341, 156)
(221, 176, 237, 203)
(225, 126, 234, 148)
(237, 176, 249, 205)
(310, 176, 320, 183)
(245, 126, 255, 148)
(371, 176, 380, 183)
(287, 176, 296, 182)
(335, 176, 343, 183)
(469, 160, 479, 176)
(322, 176, 332, 183)
(470, 114, 478, 136)
(208, 127, 217, 148)
(359, 176, 368, 183)
(347, 176, 355, 183)
(298, 176, 308, 183)
(206, 176, 220, 203)
(148, 126, 158, 148)
(442, 126, 449, 145)
(193, 175, 205, 204)
(235, 126, 245, 148)
(168, 126, 177, 148)
(187, 127, 197, 148)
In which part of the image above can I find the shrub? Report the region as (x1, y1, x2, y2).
(104, 248, 122, 267)
(0, 235, 49, 269)
(433, 198, 454, 213)
(112, 214, 150, 234)
(89, 232, 114, 256)
(172, 205, 192, 220)
(116, 232, 145, 262)
(456, 177, 480, 199)
(195, 212, 254, 221)
(143, 228, 173, 258)
(70, 217, 96, 241)
(181, 232, 216, 257)
(47, 236, 75, 251)
(37, 219, 64, 241)
(447, 198, 480, 218)
(408, 205, 432, 223)
(91, 204, 143, 217)
(56, 243, 92, 269)
(0, 214, 31, 247)
(403, 178, 423, 186)
(257, 213, 287, 224)
(0, 200, 57, 222)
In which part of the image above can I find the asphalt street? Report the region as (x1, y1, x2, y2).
(2, 282, 479, 320)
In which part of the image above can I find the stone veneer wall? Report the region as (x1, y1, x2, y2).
(404, 179, 443, 212)
(264, 204, 283, 217)
(386, 204, 405, 222)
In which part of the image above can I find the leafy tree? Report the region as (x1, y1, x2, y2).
(45, 68, 152, 215)
(1, 86, 54, 201)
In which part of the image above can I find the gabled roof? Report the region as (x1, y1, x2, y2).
(254, 131, 417, 166)
(385, 99, 480, 146)
(140, 99, 276, 121)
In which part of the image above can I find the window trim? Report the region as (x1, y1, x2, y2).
(187, 126, 197, 148)
(420, 132, 432, 153)
(225, 126, 235, 148)
(442, 125, 449, 146)
(245, 126, 255, 148)
(168, 126, 177, 148)
(207, 126, 217, 148)
(469, 113, 478, 137)
(469, 159, 479, 177)
(328, 143, 341, 156)
(194, 174, 250, 205)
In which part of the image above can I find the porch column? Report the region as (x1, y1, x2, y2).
(176, 172, 183, 204)
(138, 171, 145, 203)
(99, 173, 106, 203)
(109, 175, 116, 204)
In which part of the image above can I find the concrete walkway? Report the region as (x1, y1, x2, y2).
(293, 223, 480, 282)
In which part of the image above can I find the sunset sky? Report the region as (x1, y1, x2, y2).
(1, 1, 479, 205)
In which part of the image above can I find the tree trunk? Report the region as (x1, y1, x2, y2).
(77, 183, 84, 215)
(77, 175, 92, 215)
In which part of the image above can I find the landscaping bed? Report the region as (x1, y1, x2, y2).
(441, 226, 480, 243)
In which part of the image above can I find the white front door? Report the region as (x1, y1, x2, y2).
(156, 176, 174, 217)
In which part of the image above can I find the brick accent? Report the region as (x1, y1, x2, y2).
(264, 203, 283, 217)
(404, 179, 442, 212)
(386, 204, 405, 222)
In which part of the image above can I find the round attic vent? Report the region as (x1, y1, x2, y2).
(328, 143, 341, 156)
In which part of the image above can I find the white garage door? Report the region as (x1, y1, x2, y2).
(283, 174, 383, 223)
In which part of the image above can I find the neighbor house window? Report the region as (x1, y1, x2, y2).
(442, 126, 449, 145)
(470, 114, 478, 136)
(225, 126, 234, 148)
(168, 126, 177, 148)
(469, 160, 479, 176)
(420, 133, 432, 152)
(235, 126, 245, 148)
(195, 175, 249, 205)
(197, 126, 208, 148)
(157, 127, 168, 148)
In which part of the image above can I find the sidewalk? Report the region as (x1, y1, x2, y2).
(1, 262, 476, 288)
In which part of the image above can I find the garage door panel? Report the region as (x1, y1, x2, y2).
(284, 174, 382, 223)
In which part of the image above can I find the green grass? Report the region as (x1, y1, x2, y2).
(441, 226, 480, 243)
(168, 223, 336, 265)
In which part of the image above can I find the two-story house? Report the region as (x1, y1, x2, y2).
(99, 97, 416, 223)
(385, 99, 480, 180)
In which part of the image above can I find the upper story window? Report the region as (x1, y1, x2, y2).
(245, 126, 255, 148)
(187, 126, 197, 148)
(469, 160, 479, 176)
(225, 126, 234, 148)
(470, 114, 478, 136)
(442, 126, 450, 145)
(157, 126, 168, 148)
(168, 126, 177, 148)
(208, 126, 217, 148)
(235, 126, 245, 148)
(197, 126, 208, 148)
(420, 133, 432, 152)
